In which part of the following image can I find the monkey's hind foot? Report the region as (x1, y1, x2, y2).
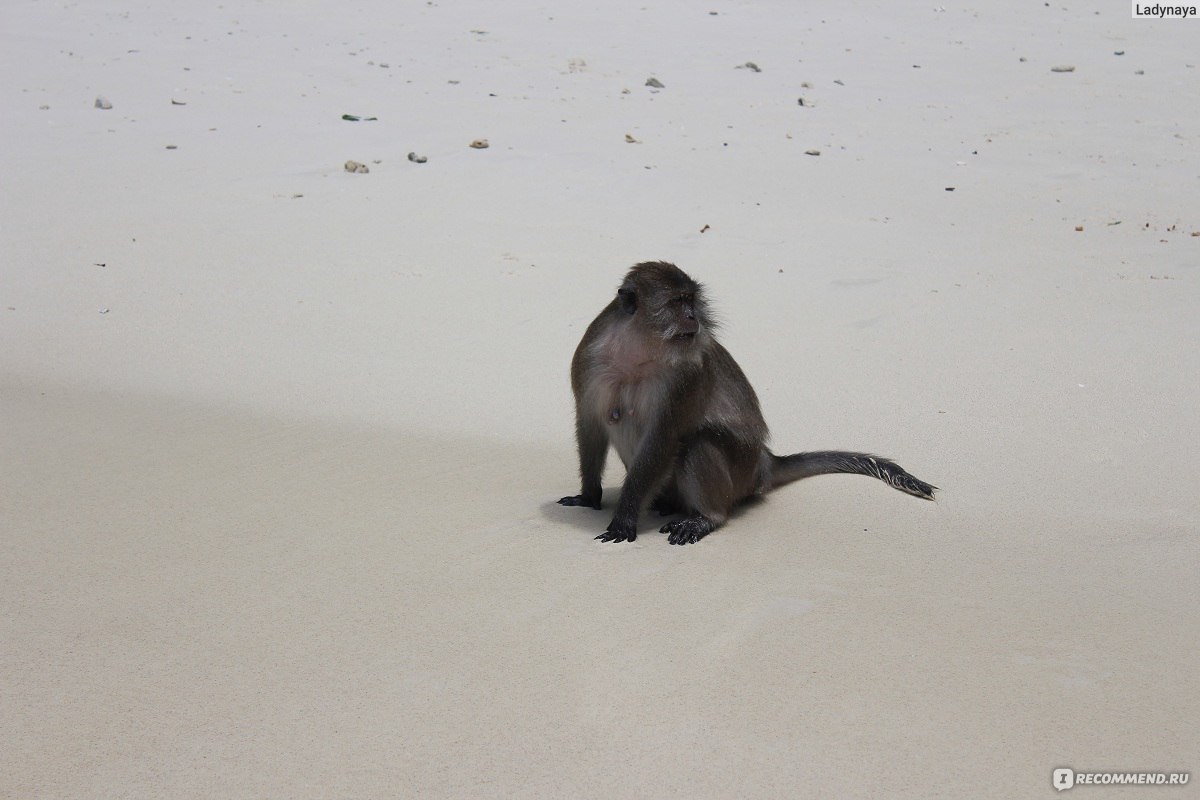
(596, 517, 637, 543)
(660, 515, 716, 545)
(559, 493, 602, 510)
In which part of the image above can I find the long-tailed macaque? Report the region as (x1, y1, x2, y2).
(558, 261, 936, 544)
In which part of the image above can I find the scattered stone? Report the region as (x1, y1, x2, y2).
(94, 96, 112, 109)
(1135, 69, 1145, 75)
(469, 139, 489, 149)
(1114, 50, 1125, 56)
(804, 149, 821, 156)
(99, 308, 110, 314)
(344, 160, 370, 173)
(1074, 225, 1084, 231)
(171, 99, 187, 105)
(1050, 65, 1075, 73)
(945, 186, 955, 191)
(833, 79, 845, 86)
(645, 77, 665, 88)
(342, 113, 378, 121)
(407, 151, 428, 163)
(165, 144, 177, 150)
(624, 133, 640, 143)
(736, 62, 761, 72)
(797, 97, 807, 106)
(39, 104, 49, 110)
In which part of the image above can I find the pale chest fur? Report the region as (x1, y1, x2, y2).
(582, 325, 671, 467)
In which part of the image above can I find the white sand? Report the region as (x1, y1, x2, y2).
(2, 2, 1197, 797)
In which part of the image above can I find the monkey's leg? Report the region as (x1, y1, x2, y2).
(597, 424, 679, 542)
(558, 411, 606, 509)
(660, 438, 737, 545)
(649, 485, 682, 516)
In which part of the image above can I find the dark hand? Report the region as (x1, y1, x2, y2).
(558, 491, 601, 510)
(596, 516, 637, 543)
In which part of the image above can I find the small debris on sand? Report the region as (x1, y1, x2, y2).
(624, 133, 640, 143)
(171, 99, 187, 105)
(645, 77, 665, 89)
(804, 148, 821, 156)
(1050, 65, 1076, 73)
(407, 152, 428, 163)
(736, 62, 761, 72)
(469, 139, 489, 149)
(1075, 225, 1084, 231)
(344, 160, 370, 173)
(342, 114, 378, 121)
(94, 96, 112, 109)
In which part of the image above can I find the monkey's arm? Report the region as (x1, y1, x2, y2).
(596, 421, 682, 542)
(558, 406, 606, 510)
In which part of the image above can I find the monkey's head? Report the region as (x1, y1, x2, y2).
(617, 261, 713, 343)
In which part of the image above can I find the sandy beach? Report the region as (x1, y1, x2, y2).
(2, 1, 1197, 797)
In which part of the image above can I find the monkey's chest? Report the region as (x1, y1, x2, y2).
(596, 379, 665, 467)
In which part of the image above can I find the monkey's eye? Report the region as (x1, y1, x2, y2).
(679, 293, 693, 304)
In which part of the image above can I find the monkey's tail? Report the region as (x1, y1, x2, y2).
(768, 451, 937, 500)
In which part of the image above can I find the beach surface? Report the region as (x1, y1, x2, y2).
(2, 2, 1197, 797)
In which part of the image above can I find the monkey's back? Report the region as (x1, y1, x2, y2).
(699, 339, 769, 450)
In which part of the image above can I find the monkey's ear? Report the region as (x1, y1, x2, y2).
(617, 282, 637, 315)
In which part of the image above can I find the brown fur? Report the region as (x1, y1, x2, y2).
(558, 262, 935, 544)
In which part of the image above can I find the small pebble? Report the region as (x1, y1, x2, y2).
(1050, 65, 1075, 73)
(94, 96, 112, 109)
(469, 139, 489, 149)
(645, 77, 665, 89)
(804, 149, 821, 156)
(344, 160, 370, 173)
(407, 151, 428, 163)
(625, 133, 640, 143)
(736, 62, 761, 72)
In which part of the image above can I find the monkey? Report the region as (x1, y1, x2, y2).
(557, 261, 936, 545)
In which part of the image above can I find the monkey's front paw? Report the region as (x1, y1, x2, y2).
(558, 493, 601, 510)
(660, 515, 715, 545)
(596, 517, 637, 543)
